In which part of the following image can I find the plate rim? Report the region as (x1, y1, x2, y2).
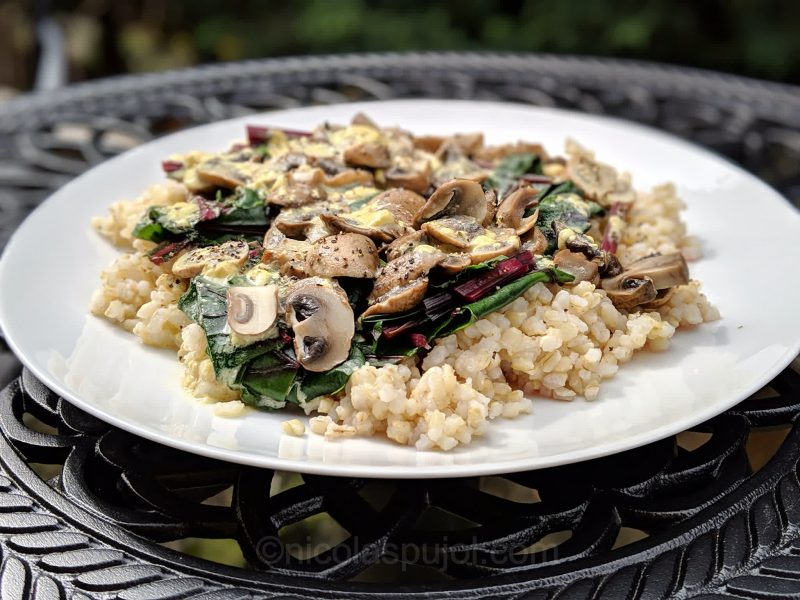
(1, 98, 799, 478)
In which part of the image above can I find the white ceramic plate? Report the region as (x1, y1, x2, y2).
(1, 100, 799, 478)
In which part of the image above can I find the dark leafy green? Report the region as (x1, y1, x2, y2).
(338, 277, 374, 315)
(216, 187, 268, 227)
(178, 277, 282, 387)
(238, 352, 297, 408)
(537, 193, 594, 233)
(132, 204, 199, 243)
(536, 193, 603, 253)
(427, 268, 573, 339)
(295, 345, 366, 401)
(486, 153, 541, 194)
(179, 276, 368, 408)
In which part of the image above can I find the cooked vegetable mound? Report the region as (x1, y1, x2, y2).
(91, 113, 718, 450)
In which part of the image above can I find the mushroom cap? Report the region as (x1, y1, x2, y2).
(567, 155, 617, 201)
(414, 178, 488, 227)
(482, 188, 498, 227)
(343, 141, 391, 169)
(437, 252, 472, 275)
(268, 182, 327, 207)
(172, 240, 249, 279)
(227, 285, 279, 336)
(324, 169, 374, 187)
(384, 158, 431, 195)
(303, 217, 335, 242)
(262, 227, 312, 277)
(369, 249, 446, 302)
(319, 189, 421, 243)
(284, 278, 355, 372)
(617, 253, 689, 289)
(600, 253, 688, 310)
(421, 215, 485, 249)
(553, 249, 600, 285)
(474, 141, 548, 163)
(273, 202, 341, 238)
(601, 276, 658, 311)
(413, 132, 484, 155)
(196, 161, 248, 188)
(384, 230, 430, 262)
(321, 213, 397, 243)
(362, 278, 429, 318)
(290, 167, 326, 186)
(371, 188, 426, 224)
(521, 226, 548, 255)
(468, 227, 521, 264)
(496, 186, 540, 234)
(350, 112, 380, 129)
(304, 233, 380, 279)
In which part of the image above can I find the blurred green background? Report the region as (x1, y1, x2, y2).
(2, 0, 799, 94)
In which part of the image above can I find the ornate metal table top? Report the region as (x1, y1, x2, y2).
(0, 53, 799, 600)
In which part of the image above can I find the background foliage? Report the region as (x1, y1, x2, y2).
(1, 0, 799, 92)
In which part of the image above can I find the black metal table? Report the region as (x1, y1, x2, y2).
(0, 53, 799, 600)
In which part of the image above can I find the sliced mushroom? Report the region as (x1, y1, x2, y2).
(553, 221, 600, 258)
(304, 233, 380, 279)
(270, 152, 307, 172)
(351, 112, 380, 128)
(343, 142, 391, 169)
(414, 179, 488, 227)
(321, 213, 397, 243)
(384, 159, 431, 195)
(602, 277, 657, 310)
(601, 253, 689, 310)
(290, 167, 326, 186)
(172, 240, 249, 278)
(384, 230, 429, 262)
(553, 249, 600, 285)
(642, 288, 675, 309)
(370, 249, 446, 301)
(324, 169, 374, 187)
(321, 188, 422, 243)
(521, 226, 548, 255)
(468, 227, 521, 264)
(474, 141, 548, 163)
(196, 162, 248, 188)
(363, 249, 445, 317)
(304, 217, 335, 242)
(414, 132, 484, 155)
(262, 227, 312, 277)
(421, 215, 485, 249)
(567, 155, 617, 201)
(361, 279, 429, 319)
(284, 278, 354, 372)
(268, 182, 327, 207)
(435, 138, 466, 162)
(453, 132, 484, 155)
(431, 152, 488, 187)
(273, 203, 340, 238)
(226, 285, 279, 335)
(617, 253, 690, 290)
(438, 252, 472, 275)
(413, 135, 446, 154)
(483, 188, 498, 227)
(372, 188, 426, 224)
(496, 187, 540, 234)
(597, 251, 624, 278)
